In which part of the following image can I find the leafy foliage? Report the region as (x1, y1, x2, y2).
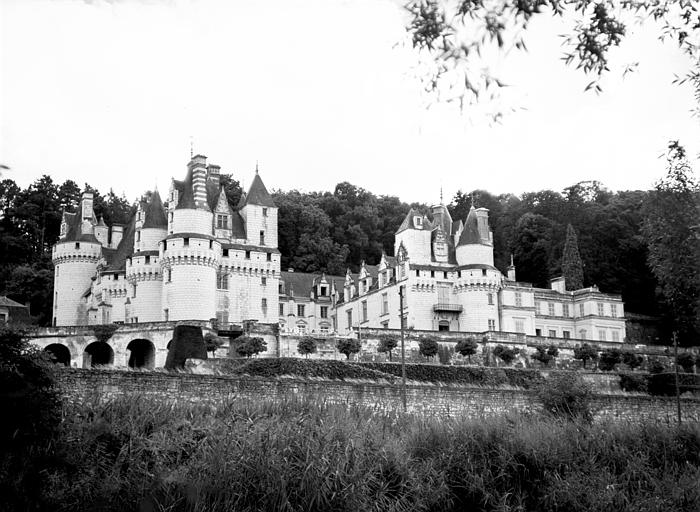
(377, 334, 399, 361)
(165, 325, 207, 370)
(336, 338, 361, 360)
(641, 142, 700, 345)
(599, 349, 622, 372)
(677, 352, 697, 374)
(536, 373, 593, 423)
(621, 351, 644, 370)
(234, 335, 267, 358)
(228, 358, 394, 381)
(493, 344, 518, 365)
(573, 343, 598, 369)
(296, 337, 317, 358)
(647, 372, 700, 396)
(418, 336, 439, 360)
(455, 337, 478, 363)
(619, 372, 648, 393)
(531, 345, 559, 367)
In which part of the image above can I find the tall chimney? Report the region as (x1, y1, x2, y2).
(80, 192, 94, 234)
(188, 154, 208, 209)
(207, 164, 221, 188)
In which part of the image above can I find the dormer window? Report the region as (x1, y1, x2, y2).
(216, 214, 229, 229)
(320, 285, 328, 296)
(414, 216, 422, 228)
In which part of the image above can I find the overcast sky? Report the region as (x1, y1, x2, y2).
(1, 0, 698, 205)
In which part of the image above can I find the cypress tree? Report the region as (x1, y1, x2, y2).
(562, 224, 584, 290)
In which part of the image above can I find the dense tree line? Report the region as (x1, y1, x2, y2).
(1, 159, 697, 345)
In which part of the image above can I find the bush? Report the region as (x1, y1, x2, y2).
(536, 373, 593, 422)
(455, 337, 478, 363)
(235, 336, 267, 358)
(677, 352, 696, 373)
(619, 372, 648, 393)
(229, 358, 394, 381)
(297, 337, 317, 358)
(377, 334, 398, 361)
(598, 349, 622, 371)
(205, 332, 225, 354)
(493, 345, 518, 365)
(621, 351, 644, 370)
(648, 372, 700, 396)
(165, 325, 207, 370)
(336, 338, 361, 360)
(573, 343, 598, 369)
(531, 345, 558, 367)
(418, 337, 439, 361)
(648, 358, 667, 374)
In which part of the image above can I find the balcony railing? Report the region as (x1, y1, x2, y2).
(433, 303, 463, 313)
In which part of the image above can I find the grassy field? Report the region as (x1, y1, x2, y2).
(5, 393, 699, 512)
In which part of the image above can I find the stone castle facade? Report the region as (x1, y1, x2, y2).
(52, 155, 625, 344)
(52, 155, 280, 328)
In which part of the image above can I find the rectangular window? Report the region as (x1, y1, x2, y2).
(347, 309, 353, 328)
(563, 304, 570, 317)
(443, 271, 448, 279)
(183, 237, 189, 246)
(514, 319, 525, 333)
(487, 293, 494, 305)
(279, 304, 284, 316)
(223, 248, 229, 257)
(488, 319, 496, 330)
(611, 330, 620, 342)
(260, 231, 265, 246)
(382, 321, 389, 329)
(382, 293, 388, 315)
(216, 214, 229, 229)
(261, 298, 267, 316)
(579, 304, 585, 317)
(164, 309, 169, 321)
(245, 250, 251, 259)
(261, 277, 266, 286)
(262, 207, 268, 217)
(362, 300, 368, 322)
(548, 329, 557, 338)
(216, 272, 229, 290)
(267, 252, 272, 261)
(320, 306, 328, 318)
(610, 304, 618, 317)
(145, 255, 150, 264)
(320, 285, 328, 296)
(136, 231, 141, 242)
(482, 269, 487, 276)
(598, 329, 606, 341)
(563, 330, 570, 339)
(457, 271, 462, 278)
(515, 292, 523, 307)
(536, 328, 542, 336)
(132, 284, 137, 298)
(548, 302, 555, 316)
(430, 271, 435, 278)
(597, 302, 605, 316)
(297, 304, 305, 317)
(167, 269, 172, 282)
(75, 242, 80, 249)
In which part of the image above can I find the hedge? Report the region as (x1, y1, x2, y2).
(647, 372, 700, 396)
(229, 358, 395, 382)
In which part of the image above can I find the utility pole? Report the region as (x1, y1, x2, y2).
(399, 284, 407, 412)
(673, 331, 681, 424)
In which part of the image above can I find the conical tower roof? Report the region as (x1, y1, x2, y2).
(245, 173, 275, 207)
(457, 206, 481, 245)
(143, 190, 168, 228)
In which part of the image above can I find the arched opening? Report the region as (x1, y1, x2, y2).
(83, 341, 114, 368)
(44, 343, 71, 366)
(438, 320, 450, 332)
(127, 339, 156, 369)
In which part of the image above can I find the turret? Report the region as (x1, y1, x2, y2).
(395, 208, 431, 264)
(456, 206, 494, 266)
(240, 169, 277, 248)
(172, 155, 214, 234)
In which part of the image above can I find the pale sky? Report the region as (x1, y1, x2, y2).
(1, 0, 698, 205)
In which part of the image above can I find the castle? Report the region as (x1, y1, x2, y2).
(52, 155, 280, 328)
(52, 154, 626, 346)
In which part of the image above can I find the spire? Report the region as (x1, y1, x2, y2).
(143, 190, 168, 228)
(245, 172, 275, 207)
(255, 160, 259, 175)
(457, 206, 480, 246)
(440, 186, 443, 205)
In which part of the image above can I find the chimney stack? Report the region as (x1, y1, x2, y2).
(188, 154, 208, 209)
(207, 164, 221, 188)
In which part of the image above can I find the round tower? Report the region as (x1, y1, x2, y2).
(52, 192, 102, 326)
(126, 191, 168, 323)
(456, 206, 494, 266)
(454, 267, 503, 332)
(160, 234, 221, 321)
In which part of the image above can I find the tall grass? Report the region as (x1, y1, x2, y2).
(15, 394, 700, 512)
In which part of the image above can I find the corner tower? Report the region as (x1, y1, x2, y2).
(240, 169, 277, 248)
(456, 206, 494, 266)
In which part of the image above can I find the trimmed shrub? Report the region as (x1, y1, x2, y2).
(297, 338, 317, 358)
(573, 343, 598, 369)
(531, 346, 558, 367)
(536, 373, 593, 422)
(377, 334, 398, 361)
(598, 349, 622, 371)
(647, 358, 667, 374)
(418, 337, 439, 361)
(455, 337, 478, 363)
(164, 325, 207, 370)
(229, 358, 394, 381)
(493, 345, 518, 365)
(235, 336, 267, 358)
(621, 351, 644, 370)
(336, 338, 361, 360)
(205, 332, 225, 354)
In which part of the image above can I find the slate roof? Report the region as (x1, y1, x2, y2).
(280, 271, 345, 299)
(61, 206, 99, 243)
(142, 190, 168, 229)
(101, 216, 135, 272)
(245, 173, 276, 207)
(396, 208, 432, 233)
(0, 296, 28, 308)
(175, 168, 196, 210)
(457, 206, 481, 246)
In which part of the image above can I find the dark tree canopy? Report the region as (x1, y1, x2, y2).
(562, 224, 584, 290)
